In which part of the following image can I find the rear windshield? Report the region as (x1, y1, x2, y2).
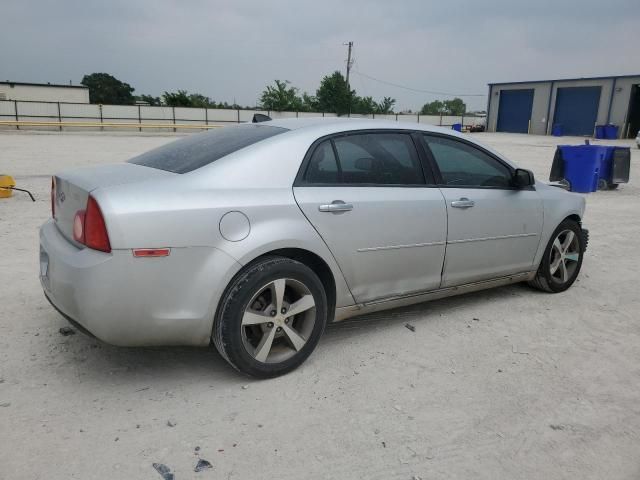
(128, 124, 287, 173)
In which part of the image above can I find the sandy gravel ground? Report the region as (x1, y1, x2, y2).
(1, 130, 639, 480)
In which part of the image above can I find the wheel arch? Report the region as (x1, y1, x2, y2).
(564, 213, 582, 224)
(252, 248, 337, 322)
(534, 209, 584, 268)
(212, 245, 342, 334)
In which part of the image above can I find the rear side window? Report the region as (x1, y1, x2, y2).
(305, 141, 339, 184)
(304, 133, 426, 185)
(129, 125, 287, 173)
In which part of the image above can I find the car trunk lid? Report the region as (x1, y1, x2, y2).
(53, 163, 174, 246)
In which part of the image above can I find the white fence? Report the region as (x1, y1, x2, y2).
(0, 99, 485, 132)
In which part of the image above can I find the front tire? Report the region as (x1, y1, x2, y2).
(213, 256, 327, 378)
(528, 219, 585, 293)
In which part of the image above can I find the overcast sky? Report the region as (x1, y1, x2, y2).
(2, 0, 638, 111)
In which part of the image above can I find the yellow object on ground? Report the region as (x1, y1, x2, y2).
(0, 174, 16, 198)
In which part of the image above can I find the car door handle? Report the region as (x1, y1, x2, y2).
(319, 201, 353, 212)
(451, 198, 475, 208)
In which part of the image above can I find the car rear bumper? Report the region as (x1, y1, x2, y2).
(39, 219, 241, 346)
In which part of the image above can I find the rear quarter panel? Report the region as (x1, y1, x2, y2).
(93, 178, 355, 310)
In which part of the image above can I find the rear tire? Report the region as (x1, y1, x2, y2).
(528, 219, 585, 293)
(213, 256, 327, 378)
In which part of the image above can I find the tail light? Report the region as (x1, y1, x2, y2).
(51, 177, 56, 218)
(72, 196, 111, 253)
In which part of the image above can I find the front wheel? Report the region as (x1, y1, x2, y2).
(213, 257, 327, 378)
(528, 220, 585, 293)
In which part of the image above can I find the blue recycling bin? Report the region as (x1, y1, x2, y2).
(552, 124, 563, 136)
(452, 123, 462, 132)
(597, 146, 631, 189)
(557, 145, 604, 193)
(595, 125, 606, 139)
(604, 124, 619, 139)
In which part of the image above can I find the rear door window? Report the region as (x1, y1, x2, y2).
(304, 133, 426, 185)
(334, 133, 425, 185)
(129, 124, 287, 173)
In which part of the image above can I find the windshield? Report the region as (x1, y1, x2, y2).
(128, 124, 288, 173)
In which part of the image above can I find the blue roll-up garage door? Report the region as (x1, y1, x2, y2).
(553, 86, 601, 136)
(496, 89, 534, 133)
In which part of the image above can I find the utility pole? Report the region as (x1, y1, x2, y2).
(345, 41, 353, 89)
(344, 41, 353, 115)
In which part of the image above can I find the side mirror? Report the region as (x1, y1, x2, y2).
(513, 168, 535, 188)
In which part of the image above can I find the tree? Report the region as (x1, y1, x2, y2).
(420, 98, 466, 115)
(420, 100, 445, 115)
(136, 94, 161, 106)
(162, 90, 192, 107)
(301, 92, 317, 112)
(443, 98, 466, 115)
(81, 73, 135, 105)
(188, 93, 217, 108)
(352, 95, 377, 114)
(315, 71, 353, 115)
(260, 80, 303, 111)
(376, 96, 396, 114)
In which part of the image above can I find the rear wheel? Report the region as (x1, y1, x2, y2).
(528, 220, 585, 293)
(213, 257, 327, 378)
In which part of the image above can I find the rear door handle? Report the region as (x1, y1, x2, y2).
(319, 201, 353, 213)
(451, 198, 475, 208)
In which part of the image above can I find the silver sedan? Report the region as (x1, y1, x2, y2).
(40, 118, 588, 377)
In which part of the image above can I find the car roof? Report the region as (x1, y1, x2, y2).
(258, 115, 517, 168)
(264, 116, 455, 136)
(261, 117, 514, 168)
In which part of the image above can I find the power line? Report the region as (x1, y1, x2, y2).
(351, 69, 485, 97)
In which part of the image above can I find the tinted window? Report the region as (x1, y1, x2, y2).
(305, 141, 339, 183)
(332, 133, 425, 185)
(424, 135, 512, 187)
(129, 125, 287, 173)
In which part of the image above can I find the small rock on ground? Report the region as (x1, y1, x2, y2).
(194, 459, 213, 472)
(58, 326, 75, 336)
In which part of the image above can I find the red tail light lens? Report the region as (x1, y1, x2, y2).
(73, 196, 111, 253)
(84, 196, 111, 252)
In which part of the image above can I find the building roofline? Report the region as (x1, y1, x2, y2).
(0, 81, 89, 89)
(488, 74, 640, 86)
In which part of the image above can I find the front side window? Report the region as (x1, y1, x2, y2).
(424, 135, 512, 188)
(304, 132, 426, 185)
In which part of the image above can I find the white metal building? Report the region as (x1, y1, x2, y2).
(0, 81, 89, 103)
(486, 74, 640, 138)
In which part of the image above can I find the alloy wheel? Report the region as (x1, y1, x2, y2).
(549, 229, 581, 283)
(241, 278, 316, 363)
